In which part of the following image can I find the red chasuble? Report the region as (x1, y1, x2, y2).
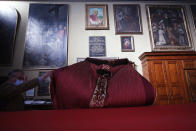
(50, 58, 156, 109)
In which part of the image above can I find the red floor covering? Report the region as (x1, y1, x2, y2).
(0, 103, 196, 131)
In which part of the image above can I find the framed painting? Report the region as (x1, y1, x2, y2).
(0, 6, 18, 65)
(91, 57, 119, 60)
(113, 4, 142, 34)
(121, 36, 135, 52)
(23, 4, 69, 69)
(77, 58, 86, 62)
(85, 4, 109, 30)
(190, 5, 196, 30)
(146, 5, 193, 51)
(34, 71, 51, 99)
(89, 36, 106, 57)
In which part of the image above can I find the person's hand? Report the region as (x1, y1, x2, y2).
(41, 71, 52, 81)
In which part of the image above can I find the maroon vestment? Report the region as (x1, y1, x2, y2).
(50, 58, 156, 109)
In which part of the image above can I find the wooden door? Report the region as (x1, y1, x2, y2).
(184, 69, 196, 102)
(150, 61, 170, 105)
(165, 60, 187, 104)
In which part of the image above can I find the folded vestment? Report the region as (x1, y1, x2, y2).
(50, 58, 156, 109)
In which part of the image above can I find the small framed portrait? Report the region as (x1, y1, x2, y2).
(190, 5, 196, 30)
(121, 36, 135, 52)
(113, 4, 142, 34)
(146, 5, 193, 51)
(77, 58, 86, 62)
(85, 4, 109, 30)
(34, 71, 51, 99)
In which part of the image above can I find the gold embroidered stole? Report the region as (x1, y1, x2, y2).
(89, 64, 111, 108)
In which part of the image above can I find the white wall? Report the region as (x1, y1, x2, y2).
(0, 1, 196, 78)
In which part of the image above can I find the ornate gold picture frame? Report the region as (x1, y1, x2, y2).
(146, 5, 193, 51)
(121, 36, 135, 52)
(85, 4, 109, 30)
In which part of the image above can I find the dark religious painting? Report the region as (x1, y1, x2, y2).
(0, 6, 18, 65)
(113, 4, 142, 34)
(89, 36, 106, 57)
(190, 5, 196, 30)
(121, 36, 135, 52)
(146, 5, 193, 51)
(23, 4, 68, 69)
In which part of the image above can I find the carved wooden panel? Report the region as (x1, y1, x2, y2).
(184, 69, 196, 102)
(139, 51, 196, 105)
(165, 60, 187, 104)
(151, 61, 169, 104)
(142, 62, 150, 81)
(183, 60, 196, 69)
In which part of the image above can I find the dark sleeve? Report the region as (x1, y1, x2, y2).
(0, 78, 39, 99)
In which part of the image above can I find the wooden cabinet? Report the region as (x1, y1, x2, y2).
(184, 69, 196, 102)
(139, 51, 196, 105)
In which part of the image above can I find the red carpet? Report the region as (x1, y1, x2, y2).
(0, 103, 196, 131)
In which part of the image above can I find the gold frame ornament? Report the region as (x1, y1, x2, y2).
(146, 5, 193, 51)
(121, 36, 135, 52)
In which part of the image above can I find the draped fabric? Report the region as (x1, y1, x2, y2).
(50, 58, 156, 109)
(1, 104, 196, 131)
(89, 64, 111, 108)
